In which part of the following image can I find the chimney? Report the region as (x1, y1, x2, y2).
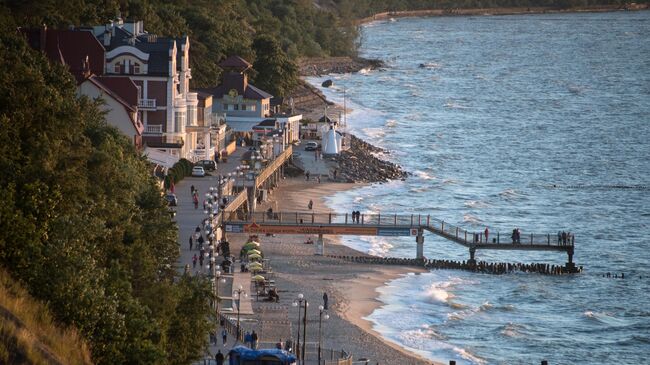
(39, 24, 47, 52)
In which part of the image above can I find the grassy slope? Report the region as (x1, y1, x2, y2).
(0, 269, 93, 365)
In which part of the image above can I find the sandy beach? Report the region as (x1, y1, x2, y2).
(225, 178, 436, 364)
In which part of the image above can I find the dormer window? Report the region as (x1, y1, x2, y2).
(114, 62, 121, 74)
(134, 63, 140, 74)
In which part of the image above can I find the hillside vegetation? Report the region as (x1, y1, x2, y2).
(0, 10, 213, 364)
(0, 269, 93, 365)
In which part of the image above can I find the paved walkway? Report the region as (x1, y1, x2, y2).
(292, 140, 336, 178)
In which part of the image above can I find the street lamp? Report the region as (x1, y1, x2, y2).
(317, 305, 329, 364)
(233, 284, 247, 341)
(292, 293, 308, 364)
(212, 265, 226, 324)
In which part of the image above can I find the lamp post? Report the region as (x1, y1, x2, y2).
(233, 284, 247, 341)
(292, 293, 306, 363)
(212, 265, 226, 324)
(317, 305, 329, 364)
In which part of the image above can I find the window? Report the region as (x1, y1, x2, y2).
(223, 103, 229, 110)
(234, 104, 239, 111)
(114, 62, 121, 74)
(241, 104, 246, 111)
(134, 63, 140, 74)
(249, 104, 256, 112)
(187, 106, 196, 126)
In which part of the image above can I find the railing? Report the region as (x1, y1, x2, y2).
(223, 211, 574, 248)
(138, 98, 157, 109)
(145, 124, 163, 134)
(255, 145, 293, 188)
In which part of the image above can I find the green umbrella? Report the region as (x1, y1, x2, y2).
(248, 253, 262, 260)
(252, 274, 265, 281)
(247, 249, 262, 255)
(248, 262, 263, 269)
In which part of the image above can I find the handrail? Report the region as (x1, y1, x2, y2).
(255, 145, 293, 188)
(222, 211, 575, 248)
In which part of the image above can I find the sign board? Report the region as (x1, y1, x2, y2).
(377, 228, 415, 237)
(225, 224, 244, 233)
(242, 224, 378, 236)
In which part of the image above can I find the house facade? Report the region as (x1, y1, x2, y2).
(90, 19, 204, 162)
(22, 26, 143, 148)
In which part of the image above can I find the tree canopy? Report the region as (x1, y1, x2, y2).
(0, 10, 213, 364)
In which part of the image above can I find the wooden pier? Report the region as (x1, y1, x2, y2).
(221, 211, 577, 272)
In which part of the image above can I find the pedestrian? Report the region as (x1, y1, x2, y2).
(306, 171, 311, 181)
(191, 185, 195, 194)
(196, 225, 201, 233)
(484, 227, 489, 242)
(333, 169, 337, 180)
(193, 194, 199, 209)
(251, 330, 258, 349)
(189, 236, 193, 250)
(276, 339, 283, 349)
(192, 254, 197, 268)
(222, 328, 228, 345)
(210, 331, 216, 345)
(317, 175, 321, 183)
(511, 229, 516, 244)
(215, 350, 224, 365)
(198, 235, 205, 247)
(558, 231, 562, 245)
(244, 331, 252, 348)
(323, 292, 328, 310)
(308, 199, 313, 210)
(199, 255, 204, 267)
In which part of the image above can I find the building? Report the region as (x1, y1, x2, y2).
(89, 19, 204, 163)
(22, 26, 144, 148)
(198, 56, 273, 134)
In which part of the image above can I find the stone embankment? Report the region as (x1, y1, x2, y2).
(297, 56, 384, 76)
(328, 255, 582, 275)
(335, 134, 408, 183)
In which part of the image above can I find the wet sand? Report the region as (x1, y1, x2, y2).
(227, 178, 436, 364)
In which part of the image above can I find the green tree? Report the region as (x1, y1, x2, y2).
(252, 34, 298, 97)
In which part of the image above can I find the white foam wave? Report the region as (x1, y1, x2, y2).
(498, 188, 522, 200)
(464, 200, 489, 209)
(442, 178, 458, 185)
(366, 236, 394, 257)
(361, 127, 386, 139)
(414, 170, 436, 180)
(453, 346, 487, 365)
(420, 62, 442, 69)
(358, 67, 371, 75)
(444, 100, 469, 109)
(500, 322, 526, 338)
(463, 214, 483, 224)
(385, 119, 398, 128)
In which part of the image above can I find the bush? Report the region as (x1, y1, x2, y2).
(164, 158, 193, 189)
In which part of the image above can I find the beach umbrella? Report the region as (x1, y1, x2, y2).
(246, 241, 260, 247)
(248, 262, 263, 269)
(248, 253, 262, 260)
(247, 249, 262, 255)
(242, 241, 260, 250)
(252, 275, 265, 281)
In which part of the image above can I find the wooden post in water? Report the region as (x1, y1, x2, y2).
(416, 229, 424, 260)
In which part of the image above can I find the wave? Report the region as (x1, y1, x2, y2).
(419, 62, 442, 69)
(361, 127, 386, 139)
(452, 346, 487, 365)
(385, 119, 398, 128)
(498, 188, 523, 200)
(366, 236, 394, 257)
(444, 100, 469, 109)
(464, 200, 489, 209)
(414, 170, 436, 180)
(583, 311, 630, 327)
(500, 322, 527, 338)
(463, 213, 483, 224)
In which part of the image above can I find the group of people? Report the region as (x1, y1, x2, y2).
(511, 228, 522, 244)
(558, 231, 574, 245)
(243, 330, 259, 350)
(350, 210, 362, 223)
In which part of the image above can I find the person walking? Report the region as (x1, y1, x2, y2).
(308, 199, 313, 210)
(215, 350, 224, 365)
(192, 254, 197, 268)
(221, 328, 228, 345)
(251, 330, 259, 349)
(323, 292, 329, 310)
(193, 194, 199, 209)
(484, 227, 489, 243)
(189, 236, 194, 251)
(244, 331, 252, 348)
(191, 185, 195, 195)
(199, 254, 204, 268)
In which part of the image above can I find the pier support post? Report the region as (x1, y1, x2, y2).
(416, 229, 424, 260)
(315, 233, 325, 256)
(245, 182, 257, 217)
(468, 247, 476, 266)
(565, 247, 576, 273)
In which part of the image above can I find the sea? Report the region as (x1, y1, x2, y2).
(306, 11, 650, 365)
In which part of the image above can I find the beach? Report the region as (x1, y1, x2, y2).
(226, 178, 436, 364)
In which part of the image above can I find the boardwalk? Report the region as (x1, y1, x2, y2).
(221, 211, 577, 271)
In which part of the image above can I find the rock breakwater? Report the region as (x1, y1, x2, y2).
(335, 134, 408, 183)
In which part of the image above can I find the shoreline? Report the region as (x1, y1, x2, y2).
(251, 178, 438, 364)
(355, 4, 649, 25)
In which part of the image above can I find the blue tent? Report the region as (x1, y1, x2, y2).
(228, 346, 297, 365)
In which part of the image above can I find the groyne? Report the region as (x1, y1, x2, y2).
(328, 255, 582, 275)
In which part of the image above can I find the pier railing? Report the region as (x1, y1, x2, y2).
(224, 211, 574, 249)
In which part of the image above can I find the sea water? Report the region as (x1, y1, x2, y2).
(310, 11, 650, 364)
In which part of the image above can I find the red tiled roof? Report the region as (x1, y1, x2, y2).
(23, 28, 105, 82)
(219, 55, 252, 70)
(96, 76, 139, 107)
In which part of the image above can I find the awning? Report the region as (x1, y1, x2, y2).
(143, 147, 179, 169)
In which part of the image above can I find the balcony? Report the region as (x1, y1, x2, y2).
(145, 124, 163, 134)
(138, 98, 157, 110)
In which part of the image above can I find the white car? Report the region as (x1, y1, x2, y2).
(191, 166, 206, 177)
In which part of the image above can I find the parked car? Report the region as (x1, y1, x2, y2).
(165, 193, 178, 206)
(191, 166, 206, 177)
(305, 141, 320, 151)
(197, 160, 216, 171)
